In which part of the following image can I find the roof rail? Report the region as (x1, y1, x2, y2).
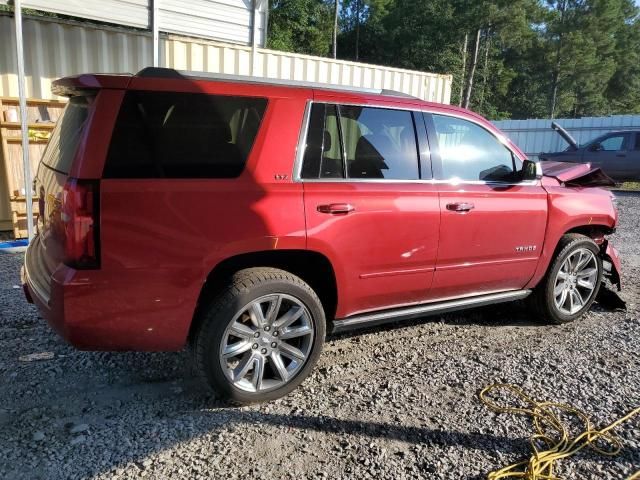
(135, 67, 421, 100)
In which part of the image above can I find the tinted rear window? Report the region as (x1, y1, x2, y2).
(104, 91, 267, 178)
(41, 96, 92, 174)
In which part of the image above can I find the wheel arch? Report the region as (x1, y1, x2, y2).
(189, 249, 338, 343)
(526, 222, 614, 290)
(564, 224, 614, 240)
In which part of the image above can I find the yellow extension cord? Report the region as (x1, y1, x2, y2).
(479, 384, 640, 480)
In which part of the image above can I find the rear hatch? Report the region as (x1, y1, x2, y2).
(26, 95, 97, 300)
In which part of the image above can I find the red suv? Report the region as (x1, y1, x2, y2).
(23, 68, 621, 403)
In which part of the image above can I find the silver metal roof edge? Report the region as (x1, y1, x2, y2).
(135, 67, 421, 100)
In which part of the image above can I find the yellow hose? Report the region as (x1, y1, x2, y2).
(479, 383, 640, 480)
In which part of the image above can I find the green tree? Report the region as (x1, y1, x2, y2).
(267, 0, 334, 56)
(606, 2, 640, 113)
(267, 0, 640, 119)
(539, 0, 639, 118)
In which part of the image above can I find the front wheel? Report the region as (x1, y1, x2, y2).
(193, 267, 326, 404)
(529, 234, 603, 324)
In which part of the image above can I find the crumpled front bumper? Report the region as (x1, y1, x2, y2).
(603, 241, 622, 291)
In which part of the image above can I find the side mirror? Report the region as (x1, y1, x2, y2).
(589, 143, 603, 152)
(522, 159, 542, 181)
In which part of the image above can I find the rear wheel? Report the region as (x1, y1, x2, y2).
(530, 234, 603, 324)
(193, 267, 326, 404)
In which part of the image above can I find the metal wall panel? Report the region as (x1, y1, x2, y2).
(0, 15, 153, 99)
(159, 0, 266, 46)
(2, 0, 265, 46)
(22, 0, 149, 28)
(164, 37, 453, 103)
(494, 115, 640, 159)
(0, 15, 453, 104)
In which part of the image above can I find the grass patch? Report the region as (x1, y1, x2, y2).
(621, 182, 640, 190)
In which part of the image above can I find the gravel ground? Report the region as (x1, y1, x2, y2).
(0, 192, 639, 480)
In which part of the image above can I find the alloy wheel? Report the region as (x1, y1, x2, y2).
(219, 294, 315, 393)
(553, 248, 598, 315)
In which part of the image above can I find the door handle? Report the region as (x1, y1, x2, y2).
(616, 153, 626, 157)
(317, 203, 355, 215)
(446, 202, 475, 213)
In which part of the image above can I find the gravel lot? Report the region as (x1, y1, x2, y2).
(1, 192, 638, 480)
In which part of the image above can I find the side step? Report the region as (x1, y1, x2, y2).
(331, 290, 531, 333)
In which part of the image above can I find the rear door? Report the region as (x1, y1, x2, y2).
(300, 98, 440, 318)
(425, 112, 547, 300)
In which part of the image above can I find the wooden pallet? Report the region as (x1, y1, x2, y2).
(10, 195, 40, 240)
(0, 97, 65, 238)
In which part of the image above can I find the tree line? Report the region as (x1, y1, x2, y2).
(267, 0, 640, 120)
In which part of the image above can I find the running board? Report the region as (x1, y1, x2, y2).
(331, 290, 532, 333)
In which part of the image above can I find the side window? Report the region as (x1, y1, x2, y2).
(104, 91, 267, 178)
(432, 114, 517, 182)
(339, 106, 419, 180)
(301, 104, 344, 179)
(598, 135, 626, 151)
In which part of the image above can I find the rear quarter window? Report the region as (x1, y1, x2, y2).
(41, 96, 92, 174)
(104, 91, 267, 178)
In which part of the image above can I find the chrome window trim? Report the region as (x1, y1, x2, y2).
(293, 100, 539, 187)
(294, 177, 539, 186)
(293, 100, 313, 182)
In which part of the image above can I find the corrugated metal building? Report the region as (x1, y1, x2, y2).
(0, 4, 453, 234)
(494, 115, 640, 159)
(0, 0, 268, 44)
(0, 14, 451, 103)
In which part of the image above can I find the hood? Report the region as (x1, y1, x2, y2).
(540, 161, 616, 187)
(551, 121, 578, 151)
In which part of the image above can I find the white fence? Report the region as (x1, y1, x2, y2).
(0, 14, 452, 103)
(494, 115, 640, 159)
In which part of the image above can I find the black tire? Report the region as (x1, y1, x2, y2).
(529, 233, 603, 324)
(193, 267, 326, 404)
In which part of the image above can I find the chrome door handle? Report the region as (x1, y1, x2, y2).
(317, 203, 355, 215)
(446, 202, 474, 213)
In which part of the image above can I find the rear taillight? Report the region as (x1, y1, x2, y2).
(62, 179, 100, 269)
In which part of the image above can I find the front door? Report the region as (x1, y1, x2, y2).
(426, 113, 548, 300)
(582, 133, 632, 181)
(300, 100, 440, 318)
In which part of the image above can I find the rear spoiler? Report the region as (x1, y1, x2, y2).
(52, 73, 133, 97)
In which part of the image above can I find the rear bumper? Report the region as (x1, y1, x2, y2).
(22, 244, 78, 344)
(22, 237, 194, 351)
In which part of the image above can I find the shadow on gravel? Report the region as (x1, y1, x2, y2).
(226, 410, 530, 454)
(330, 283, 626, 341)
(330, 301, 538, 341)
